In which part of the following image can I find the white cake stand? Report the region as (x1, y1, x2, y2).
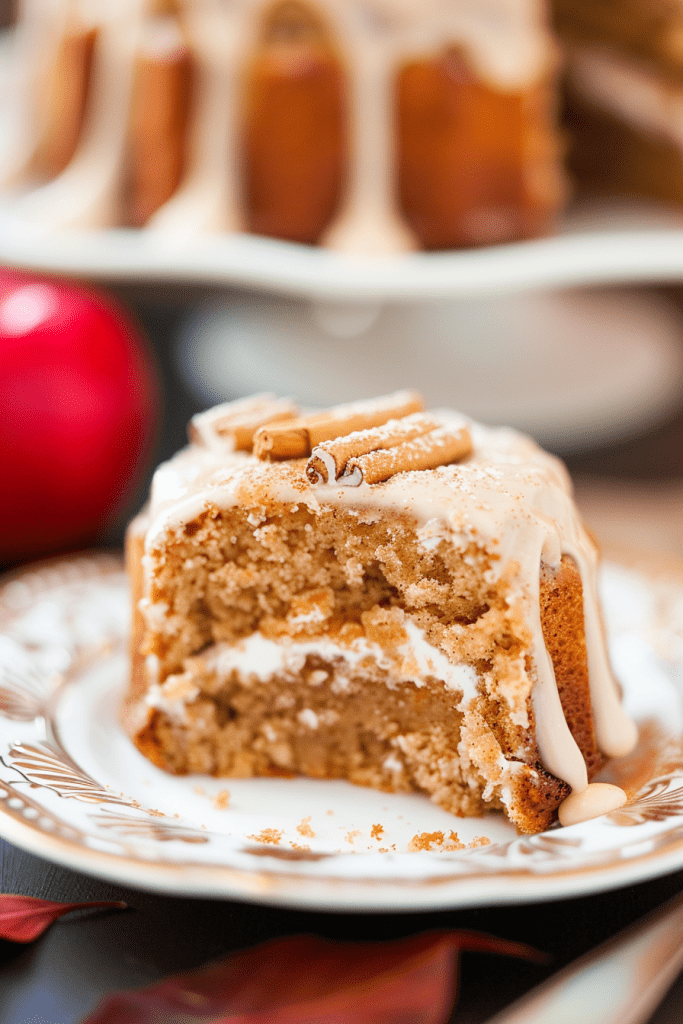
(3, 189, 683, 450)
(175, 285, 683, 453)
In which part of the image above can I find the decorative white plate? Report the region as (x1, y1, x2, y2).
(3, 201, 683, 302)
(1, 552, 683, 911)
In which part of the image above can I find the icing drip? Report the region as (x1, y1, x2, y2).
(0, 0, 83, 186)
(321, 20, 418, 254)
(564, 541, 639, 758)
(149, 0, 247, 235)
(527, 546, 588, 795)
(14, 0, 145, 229)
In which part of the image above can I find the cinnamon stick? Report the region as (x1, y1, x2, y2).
(254, 390, 423, 460)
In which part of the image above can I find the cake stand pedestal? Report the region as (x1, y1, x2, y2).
(174, 286, 683, 453)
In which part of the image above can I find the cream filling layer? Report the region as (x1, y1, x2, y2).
(145, 619, 481, 721)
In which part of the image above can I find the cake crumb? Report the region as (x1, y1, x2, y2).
(469, 835, 491, 848)
(344, 830, 362, 845)
(408, 830, 444, 851)
(291, 843, 311, 851)
(409, 829, 467, 852)
(297, 816, 315, 838)
(213, 789, 230, 810)
(371, 824, 384, 840)
(247, 828, 283, 845)
(444, 830, 466, 851)
(378, 847, 388, 853)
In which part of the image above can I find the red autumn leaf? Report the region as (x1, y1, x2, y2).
(83, 929, 543, 1024)
(0, 894, 127, 943)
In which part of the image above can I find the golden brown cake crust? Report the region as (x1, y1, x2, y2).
(540, 558, 605, 780)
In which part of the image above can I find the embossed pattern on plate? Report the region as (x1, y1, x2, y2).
(1, 552, 683, 910)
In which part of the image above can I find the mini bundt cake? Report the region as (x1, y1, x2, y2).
(124, 392, 637, 834)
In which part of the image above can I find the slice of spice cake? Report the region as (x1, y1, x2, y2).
(124, 391, 637, 834)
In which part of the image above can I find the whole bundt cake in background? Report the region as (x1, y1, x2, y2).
(2, 0, 565, 253)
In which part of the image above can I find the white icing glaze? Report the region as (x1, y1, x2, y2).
(11, 0, 145, 228)
(6, 0, 554, 251)
(141, 404, 638, 811)
(148, 0, 248, 235)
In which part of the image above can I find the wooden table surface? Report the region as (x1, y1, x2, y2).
(4, 285, 683, 1023)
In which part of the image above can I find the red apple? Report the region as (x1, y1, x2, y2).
(0, 271, 159, 563)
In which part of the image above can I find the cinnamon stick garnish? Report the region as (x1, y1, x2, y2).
(189, 394, 298, 451)
(253, 390, 423, 460)
(306, 412, 441, 484)
(344, 426, 472, 485)
(306, 418, 472, 486)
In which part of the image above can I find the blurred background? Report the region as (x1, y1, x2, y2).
(3, 0, 683, 565)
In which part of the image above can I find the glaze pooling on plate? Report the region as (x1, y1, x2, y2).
(0, 553, 681, 907)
